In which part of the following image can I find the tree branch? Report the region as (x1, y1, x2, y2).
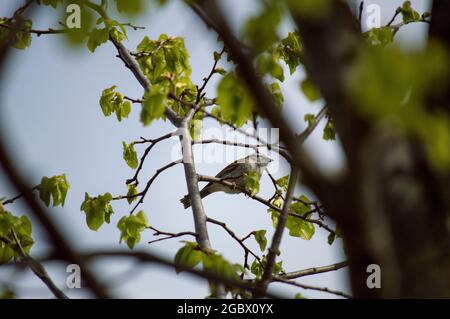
(109, 36, 181, 126)
(147, 226, 197, 245)
(279, 261, 348, 280)
(254, 168, 298, 297)
(191, 0, 335, 205)
(273, 277, 352, 298)
(75, 249, 285, 299)
(126, 131, 177, 186)
(126, 159, 182, 214)
(1, 232, 68, 299)
(197, 174, 335, 235)
(297, 106, 327, 144)
(207, 217, 262, 270)
(0, 3, 110, 298)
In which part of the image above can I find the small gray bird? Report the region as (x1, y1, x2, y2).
(180, 153, 272, 209)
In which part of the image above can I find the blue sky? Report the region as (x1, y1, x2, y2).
(0, 0, 430, 298)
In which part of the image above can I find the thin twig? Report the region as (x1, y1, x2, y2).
(6, 230, 68, 299)
(193, 138, 263, 151)
(0, 2, 110, 299)
(1, 185, 39, 205)
(147, 226, 197, 244)
(197, 174, 334, 235)
(273, 276, 352, 298)
(279, 261, 348, 280)
(72, 249, 285, 299)
(126, 131, 177, 185)
(128, 160, 182, 215)
(196, 47, 225, 103)
(358, 1, 364, 31)
(297, 106, 327, 144)
(123, 95, 142, 104)
(207, 217, 261, 269)
(0, 23, 66, 36)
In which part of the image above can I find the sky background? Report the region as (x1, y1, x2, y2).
(0, 0, 431, 298)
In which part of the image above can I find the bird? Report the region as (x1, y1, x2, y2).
(180, 153, 273, 209)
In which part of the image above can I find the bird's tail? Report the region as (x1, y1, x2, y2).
(180, 188, 211, 209)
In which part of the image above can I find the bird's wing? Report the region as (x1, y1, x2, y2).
(200, 160, 241, 193)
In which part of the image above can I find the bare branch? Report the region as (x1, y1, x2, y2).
(358, 1, 364, 31)
(123, 95, 142, 104)
(128, 160, 182, 214)
(196, 47, 225, 103)
(126, 131, 177, 185)
(193, 138, 262, 151)
(1, 185, 38, 205)
(147, 226, 197, 245)
(279, 261, 348, 280)
(0, 23, 66, 36)
(273, 276, 352, 298)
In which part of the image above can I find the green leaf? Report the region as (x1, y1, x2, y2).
(217, 72, 254, 127)
(285, 215, 315, 240)
(136, 35, 191, 84)
(99, 86, 132, 122)
(80, 192, 114, 231)
(214, 67, 227, 75)
(257, 54, 284, 82)
(202, 253, 241, 282)
(327, 232, 336, 245)
(115, 0, 144, 16)
(244, 171, 260, 196)
(122, 142, 138, 169)
(0, 244, 15, 264)
(126, 184, 138, 204)
(304, 113, 315, 128)
(400, 1, 420, 23)
(38, 174, 70, 207)
(275, 175, 289, 192)
(117, 210, 149, 249)
(269, 82, 284, 109)
(189, 119, 202, 141)
(251, 255, 283, 278)
(0, 18, 32, 50)
(243, 2, 282, 53)
(300, 78, 321, 102)
(323, 119, 336, 141)
(213, 51, 221, 62)
(253, 230, 267, 252)
(87, 27, 109, 52)
(174, 241, 203, 273)
(250, 259, 263, 278)
(277, 32, 302, 74)
(286, 0, 331, 19)
(141, 84, 167, 126)
(364, 27, 394, 47)
(269, 197, 316, 240)
(0, 212, 34, 263)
